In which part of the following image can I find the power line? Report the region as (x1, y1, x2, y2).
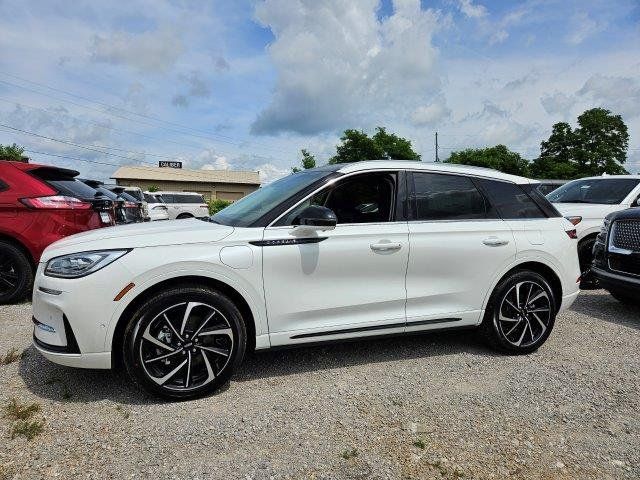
(0, 73, 291, 155)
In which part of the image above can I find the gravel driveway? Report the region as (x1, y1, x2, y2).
(0, 290, 638, 479)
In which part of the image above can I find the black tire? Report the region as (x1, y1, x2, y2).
(0, 241, 33, 305)
(122, 285, 247, 400)
(480, 270, 557, 354)
(577, 237, 599, 289)
(610, 291, 639, 306)
(176, 213, 194, 219)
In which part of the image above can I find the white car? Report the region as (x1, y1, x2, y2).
(32, 161, 580, 399)
(547, 175, 640, 276)
(143, 192, 169, 221)
(121, 186, 150, 222)
(155, 191, 209, 220)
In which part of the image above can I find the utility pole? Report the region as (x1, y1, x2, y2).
(435, 131, 440, 162)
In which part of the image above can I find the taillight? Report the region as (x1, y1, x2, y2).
(565, 216, 582, 226)
(566, 228, 578, 239)
(21, 196, 92, 210)
(124, 201, 137, 208)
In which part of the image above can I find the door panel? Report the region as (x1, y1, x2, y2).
(262, 223, 409, 344)
(406, 220, 516, 328)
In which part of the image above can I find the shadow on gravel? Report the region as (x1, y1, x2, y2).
(17, 345, 160, 405)
(235, 327, 498, 382)
(570, 290, 640, 331)
(17, 328, 496, 404)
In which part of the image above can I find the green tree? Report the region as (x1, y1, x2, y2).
(573, 107, 628, 176)
(208, 199, 232, 215)
(328, 127, 420, 164)
(0, 143, 26, 161)
(531, 108, 629, 179)
(148, 185, 160, 192)
(292, 149, 317, 173)
(445, 144, 530, 176)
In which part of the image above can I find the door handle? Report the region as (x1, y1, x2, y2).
(370, 242, 402, 252)
(483, 237, 509, 247)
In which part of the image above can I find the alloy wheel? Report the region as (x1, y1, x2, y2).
(496, 281, 552, 348)
(137, 301, 234, 392)
(0, 252, 18, 296)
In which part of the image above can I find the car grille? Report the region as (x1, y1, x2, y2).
(611, 220, 640, 252)
(609, 253, 640, 277)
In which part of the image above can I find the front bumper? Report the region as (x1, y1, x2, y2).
(591, 266, 640, 296)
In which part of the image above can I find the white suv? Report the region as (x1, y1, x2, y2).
(547, 175, 640, 278)
(32, 161, 580, 399)
(155, 191, 209, 220)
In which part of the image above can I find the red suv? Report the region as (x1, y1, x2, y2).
(0, 161, 115, 304)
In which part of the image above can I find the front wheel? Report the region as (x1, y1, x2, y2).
(480, 271, 557, 354)
(122, 285, 246, 399)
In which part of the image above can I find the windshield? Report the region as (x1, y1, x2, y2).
(547, 178, 640, 205)
(212, 170, 333, 227)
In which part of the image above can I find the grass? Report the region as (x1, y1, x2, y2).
(10, 419, 45, 440)
(3, 398, 41, 421)
(340, 448, 359, 460)
(115, 405, 130, 419)
(0, 347, 22, 365)
(413, 438, 426, 449)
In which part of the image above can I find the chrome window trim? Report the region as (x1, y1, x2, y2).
(268, 168, 522, 228)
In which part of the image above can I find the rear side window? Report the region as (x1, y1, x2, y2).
(412, 172, 488, 221)
(161, 194, 174, 203)
(176, 194, 205, 203)
(476, 179, 546, 219)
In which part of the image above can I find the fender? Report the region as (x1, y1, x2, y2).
(478, 253, 565, 325)
(103, 261, 269, 352)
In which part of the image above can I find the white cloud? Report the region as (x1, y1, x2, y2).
(251, 0, 443, 135)
(457, 0, 487, 19)
(411, 96, 451, 126)
(578, 74, 640, 119)
(90, 27, 184, 72)
(565, 11, 604, 45)
(540, 92, 577, 117)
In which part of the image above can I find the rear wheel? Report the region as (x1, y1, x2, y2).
(122, 285, 246, 399)
(0, 241, 33, 305)
(480, 270, 557, 354)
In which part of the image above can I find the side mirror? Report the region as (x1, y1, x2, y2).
(292, 205, 337, 232)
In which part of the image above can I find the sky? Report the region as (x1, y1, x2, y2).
(0, 0, 639, 183)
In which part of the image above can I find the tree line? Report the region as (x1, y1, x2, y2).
(292, 107, 632, 179)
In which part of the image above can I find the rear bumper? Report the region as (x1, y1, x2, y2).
(591, 266, 640, 295)
(559, 289, 580, 313)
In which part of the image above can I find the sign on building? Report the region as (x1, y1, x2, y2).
(159, 161, 182, 168)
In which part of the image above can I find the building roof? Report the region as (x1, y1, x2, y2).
(333, 160, 537, 185)
(111, 165, 261, 185)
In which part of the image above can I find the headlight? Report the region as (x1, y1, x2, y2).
(45, 250, 130, 278)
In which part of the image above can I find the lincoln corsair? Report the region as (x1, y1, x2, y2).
(32, 161, 580, 399)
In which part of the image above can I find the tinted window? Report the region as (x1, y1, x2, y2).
(177, 194, 205, 204)
(161, 194, 175, 203)
(281, 172, 396, 225)
(547, 178, 640, 205)
(412, 172, 487, 221)
(144, 193, 161, 203)
(125, 189, 144, 201)
(477, 179, 545, 219)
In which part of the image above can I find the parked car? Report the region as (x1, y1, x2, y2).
(120, 186, 150, 221)
(32, 161, 580, 399)
(79, 179, 128, 224)
(103, 186, 145, 223)
(535, 179, 567, 196)
(547, 175, 640, 285)
(592, 208, 640, 305)
(143, 192, 169, 221)
(0, 161, 114, 304)
(155, 191, 209, 219)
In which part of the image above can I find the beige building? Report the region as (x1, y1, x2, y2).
(111, 166, 260, 202)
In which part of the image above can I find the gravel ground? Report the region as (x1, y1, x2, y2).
(0, 290, 639, 479)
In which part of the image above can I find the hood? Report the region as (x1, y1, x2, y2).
(552, 202, 620, 219)
(609, 207, 640, 222)
(42, 219, 234, 261)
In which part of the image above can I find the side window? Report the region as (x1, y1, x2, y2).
(280, 172, 396, 225)
(412, 172, 487, 221)
(162, 194, 175, 203)
(476, 179, 546, 219)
